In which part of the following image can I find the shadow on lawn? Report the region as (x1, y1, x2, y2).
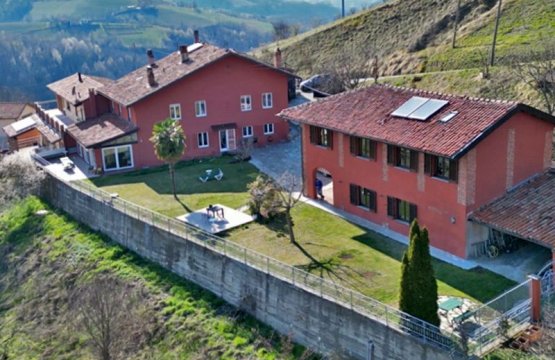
(350, 226, 516, 303)
(90, 157, 259, 196)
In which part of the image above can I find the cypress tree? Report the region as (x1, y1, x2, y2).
(399, 220, 440, 327)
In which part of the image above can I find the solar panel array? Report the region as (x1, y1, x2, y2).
(391, 96, 449, 121)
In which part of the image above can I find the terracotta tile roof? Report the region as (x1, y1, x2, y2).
(279, 84, 555, 158)
(47, 73, 114, 105)
(35, 118, 62, 144)
(98, 44, 296, 106)
(66, 114, 138, 148)
(469, 170, 555, 248)
(0, 102, 30, 120)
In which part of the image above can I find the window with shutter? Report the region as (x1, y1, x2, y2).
(351, 184, 377, 212)
(309, 126, 333, 148)
(387, 196, 417, 223)
(426, 154, 458, 182)
(387, 145, 395, 165)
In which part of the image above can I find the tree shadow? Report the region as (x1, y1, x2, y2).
(175, 197, 192, 213)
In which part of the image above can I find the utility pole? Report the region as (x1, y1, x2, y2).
(452, 0, 462, 49)
(342, 0, 345, 18)
(489, 0, 503, 66)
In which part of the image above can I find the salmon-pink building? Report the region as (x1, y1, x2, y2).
(40, 36, 294, 172)
(279, 85, 555, 259)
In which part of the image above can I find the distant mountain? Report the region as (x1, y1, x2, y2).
(0, 0, 343, 100)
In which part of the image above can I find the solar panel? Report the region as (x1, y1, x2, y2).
(408, 99, 449, 121)
(11, 116, 37, 133)
(391, 96, 429, 117)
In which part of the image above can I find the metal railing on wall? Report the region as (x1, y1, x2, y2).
(48, 174, 462, 355)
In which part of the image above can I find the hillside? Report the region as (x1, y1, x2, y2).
(0, 197, 310, 359)
(0, 0, 339, 101)
(255, 0, 555, 77)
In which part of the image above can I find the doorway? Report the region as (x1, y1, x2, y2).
(315, 167, 334, 205)
(219, 129, 236, 152)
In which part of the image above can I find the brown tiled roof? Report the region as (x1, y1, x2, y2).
(35, 118, 62, 144)
(279, 84, 555, 158)
(47, 73, 114, 105)
(98, 44, 296, 106)
(469, 170, 555, 248)
(0, 102, 29, 120)
(66, 114, 138, 148)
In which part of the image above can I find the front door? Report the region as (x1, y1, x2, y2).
(219, 129, 236, 152)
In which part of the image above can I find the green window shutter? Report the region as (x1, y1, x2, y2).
(409, 203, 418, 221)
(349, 184, 359, 205)
(370, 190, 377, 212)
(369, 140, 377, 160)
(387, 196, 395, 217)
(350, 136, 357, 155)
(410, 150, 419, 172)
(424, 154, 432, 175)
(449, 159, 459, 182)
(387, 145, 395, 165)
(309, 126, 317, 144)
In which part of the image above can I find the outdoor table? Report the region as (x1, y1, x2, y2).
(439, 297, 463, 312)
(206, 205, 224, 220)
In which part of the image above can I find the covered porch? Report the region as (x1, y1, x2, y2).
(468, 170, 555, 282)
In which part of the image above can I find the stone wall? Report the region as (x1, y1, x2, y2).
(43, 177, 452, 360)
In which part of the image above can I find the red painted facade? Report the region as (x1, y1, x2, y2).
(301, 112, 553, 258)
(125, 55, 289, 168)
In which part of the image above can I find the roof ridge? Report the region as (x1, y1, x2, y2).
(378, 83, 518, 105)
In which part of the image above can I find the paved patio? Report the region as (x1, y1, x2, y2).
(44, 155, 97, 182)
(177, 204, 255, 234)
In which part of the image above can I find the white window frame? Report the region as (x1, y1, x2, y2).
(262, 93, 273, 109)
(263, 123, 274, 135)
(127, 107, 133, 122)
(197, 132, 209, 148)
(102, 145, 134, 172)
(195, 100, 207, 117)
(169, 104, 181, 120)
(242, 126, 253, 138)
(240, 95, 252, 112)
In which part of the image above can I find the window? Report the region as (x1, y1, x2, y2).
(102, 145, 133, 171)
(387, 145, 418, 171)
(350, 136, 377, 160)
(195, 100, 207, 117)
(127, 107, 133, 122)
(309, 126, 333, 148)
(169, 104, 181, 120)
(118, 104, 123, 116)
(263, 123, 274, 135)
(240, 95, 252, 111)
(387, 197, 417, 223)
(349, 184, 377, 212)
(262, 93, 273, 109)
(243, 126, 253, 138)
(425, 154, 458, 182)
(197, 132, 209, 148)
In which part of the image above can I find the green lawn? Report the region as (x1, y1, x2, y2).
(89, 157, 515, 306)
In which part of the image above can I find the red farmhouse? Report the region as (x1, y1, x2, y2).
(40, 37, 293, 172)
(279, 84, 555, 259)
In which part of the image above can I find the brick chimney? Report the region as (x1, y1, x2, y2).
(179, 45, 189, 63)
(273, 47, 282, 68)
(146, 65, 156, 87)
(147, 49, 155, 66)
(194, 30, 200, 43)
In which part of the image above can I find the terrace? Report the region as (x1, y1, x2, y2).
(86, 156, 515, 307)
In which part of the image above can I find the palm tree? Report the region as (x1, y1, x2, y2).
(150, 118, 186, 200)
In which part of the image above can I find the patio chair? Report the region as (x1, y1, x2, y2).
(214, 168, 224, 181)
(199, 169, 213, 183)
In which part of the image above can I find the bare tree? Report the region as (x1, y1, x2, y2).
(510, 43, 555, 115)
(71, 275, 153, 360)
(489, 0, 503, 66)
(0, 151, 45, 209)
(316, 42, 377, 93)
(452, 0, 462, 49)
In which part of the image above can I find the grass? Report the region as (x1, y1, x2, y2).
(89, 156, 259, 217)
(0, 197, 309, 359)
(89, 157, 515, 307)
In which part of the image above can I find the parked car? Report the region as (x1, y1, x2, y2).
(300, 74, 332, 92)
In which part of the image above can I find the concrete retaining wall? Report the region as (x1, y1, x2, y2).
(43, 177, 452, 360)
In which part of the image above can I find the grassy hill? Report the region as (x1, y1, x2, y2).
(255, 0, 555, 76)
(0, 197, 309, 359)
